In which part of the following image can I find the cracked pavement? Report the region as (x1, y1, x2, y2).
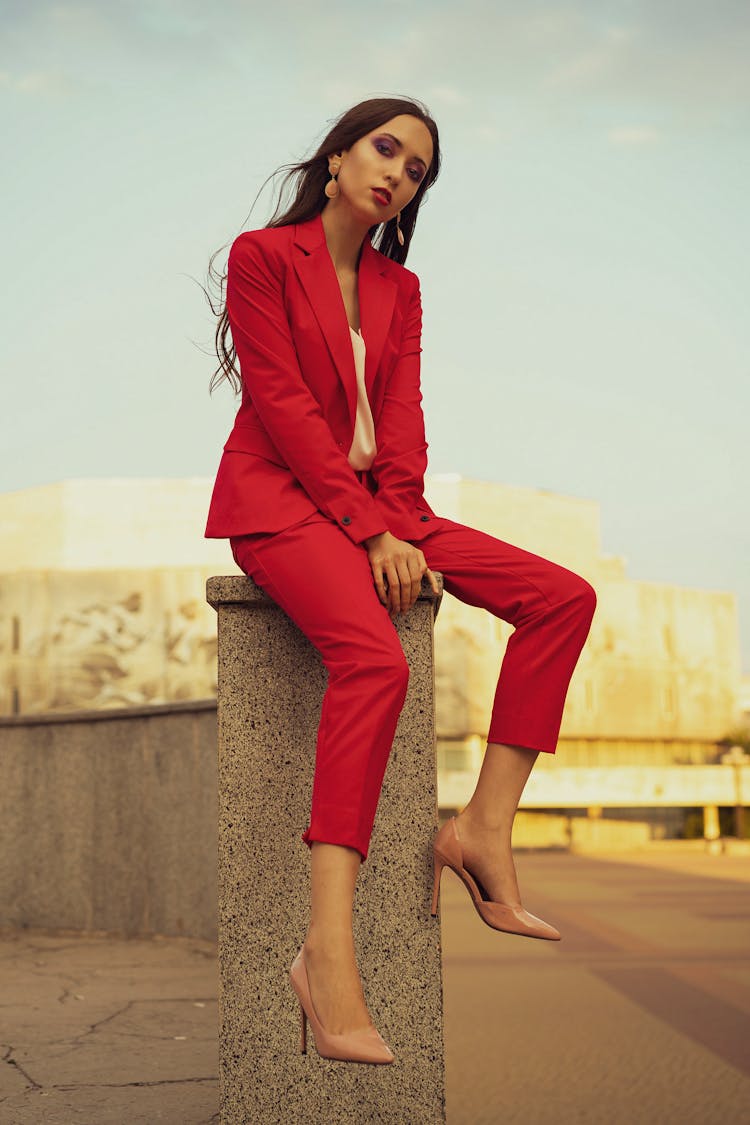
(0, 931, 218, 1124)
(1, 846, 749, 1124)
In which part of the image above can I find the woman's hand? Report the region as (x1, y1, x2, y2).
(363, 530, 440, 614)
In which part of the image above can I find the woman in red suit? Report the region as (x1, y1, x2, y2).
(206, 96, 597, 1063)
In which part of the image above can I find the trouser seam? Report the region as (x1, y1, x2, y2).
(431, 541, 557, 611)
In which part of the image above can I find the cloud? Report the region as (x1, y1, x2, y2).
(607, 125, 661, 145)
(2, 0, 748, 123)
(537, 4, 750, 113)
(543, 23, 642, 91)
(1, 68, 76, 96)
(427, 86, 471, 107)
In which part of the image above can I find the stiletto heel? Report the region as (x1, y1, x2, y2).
(289, 944, 395, 1064)
(430, 816, 561, 940)
(299, 999, 307, 1054)
(431, 851, 445, 916)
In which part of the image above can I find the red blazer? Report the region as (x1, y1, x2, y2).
(204, 210, 441, 546)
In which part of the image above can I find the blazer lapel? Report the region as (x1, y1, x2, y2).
(292, 212, 397, 428)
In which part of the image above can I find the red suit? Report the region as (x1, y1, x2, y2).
(206, 212, 597, 863)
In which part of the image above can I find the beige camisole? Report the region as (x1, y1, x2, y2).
(347, 325, 377, 471)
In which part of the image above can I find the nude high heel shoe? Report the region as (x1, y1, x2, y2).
(288, 944, 395, 1063)
(430, 816, 561, 940)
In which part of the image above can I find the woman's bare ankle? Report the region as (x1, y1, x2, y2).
(457, 804, 514, 837)
(304, 922, 355, 952)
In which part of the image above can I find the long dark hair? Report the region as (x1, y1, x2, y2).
(204, 95, 441, 395)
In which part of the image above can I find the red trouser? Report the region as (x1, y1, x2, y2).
(230, 509, 597, 864)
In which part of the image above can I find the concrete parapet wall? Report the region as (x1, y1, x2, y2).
(1, 699, 743, 946)
(0, 700, 218, 940)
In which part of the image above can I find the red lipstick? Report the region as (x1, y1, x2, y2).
(371, 187, 391, 205)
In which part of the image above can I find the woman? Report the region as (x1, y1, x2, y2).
(205, 96, 597, 1064)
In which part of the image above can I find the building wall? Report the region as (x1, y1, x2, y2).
(0, 567, 219, 714)
(0, 477, 743, 761)
(0, 478, 241, 572)
(424, 475, 742, 759)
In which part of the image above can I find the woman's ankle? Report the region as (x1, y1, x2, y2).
(458, 803, 514, 839)
(304, 922, 355, 952)
(458, 805, 517, 846)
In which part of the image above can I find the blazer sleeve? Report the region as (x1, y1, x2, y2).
(225, 233, 390, 546)
(370, 271, 430, 531)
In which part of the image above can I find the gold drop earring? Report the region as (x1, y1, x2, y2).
(395, 211, 405, 247)
(324, 160, 340, 198)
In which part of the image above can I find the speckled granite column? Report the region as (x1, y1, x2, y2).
(207, 573, 446, 1125)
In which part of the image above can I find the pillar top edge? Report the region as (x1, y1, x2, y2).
(206, 574, 444, 609)
(206, 575, 267, 607)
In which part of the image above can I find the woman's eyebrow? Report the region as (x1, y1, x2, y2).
(378, 131, 429, 169)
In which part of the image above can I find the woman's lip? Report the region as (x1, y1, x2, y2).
(371, 188, 390, 205)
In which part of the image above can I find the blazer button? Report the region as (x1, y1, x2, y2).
(420, 515, 430, 522)
(341, 515, 352, 525)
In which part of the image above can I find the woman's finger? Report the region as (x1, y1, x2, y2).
(371, 561, 388, 606)
(408, 556, 423, 610)
(426, 566, 440, 594)
(395, 559, 413, 613)
(384, 561, 401, 614)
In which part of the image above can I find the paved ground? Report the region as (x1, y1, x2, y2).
(442, 846, 750, 1125)
(1, 845, 749, 1124)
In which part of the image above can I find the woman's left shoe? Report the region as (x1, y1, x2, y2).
(430, 816, 561, 940)
(288, 944, 395, 1064)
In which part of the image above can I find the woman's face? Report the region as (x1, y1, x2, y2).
(331, 114, 434, 225)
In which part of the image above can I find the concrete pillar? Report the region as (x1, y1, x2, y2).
(703, 804, 722, 855)
(703, 804, 720, 839)
(207, 572, 446, 1125)
(720, 745, 749, 839)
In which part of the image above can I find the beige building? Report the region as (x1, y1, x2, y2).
(0, 478, 744, 779)
(423, 474, 743, 774)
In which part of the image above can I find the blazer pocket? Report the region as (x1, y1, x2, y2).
(223, 422, 288, 468)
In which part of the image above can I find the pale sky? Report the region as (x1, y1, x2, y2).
(2, 1, 749, 671)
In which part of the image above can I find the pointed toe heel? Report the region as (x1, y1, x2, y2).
(430, 816, 561, 941)
(289, 945, 394, 1064)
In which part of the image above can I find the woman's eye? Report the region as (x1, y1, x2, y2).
(375, 140, 422, 182)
